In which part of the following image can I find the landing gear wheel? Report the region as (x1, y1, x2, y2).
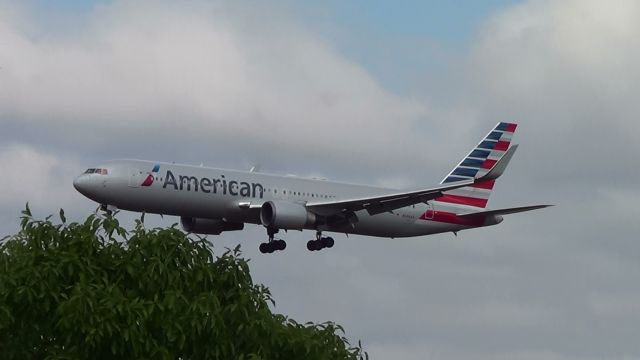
(306, 240, 315, 251)
(307, 231, 335, 252)
(260, 228, 286, 254)
(323, 237, 334, 248)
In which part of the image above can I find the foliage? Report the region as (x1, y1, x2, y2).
(0, 206, 366, 359)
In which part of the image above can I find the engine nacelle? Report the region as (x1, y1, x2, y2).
(260, 201, 316, 230)
(180, 217, 244, 235)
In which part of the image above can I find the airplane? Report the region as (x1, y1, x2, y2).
(73, 122, 551, 254)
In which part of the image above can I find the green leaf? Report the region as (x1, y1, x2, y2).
(22, 202, 32, 217)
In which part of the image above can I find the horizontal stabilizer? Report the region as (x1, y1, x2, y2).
(457, 204, 553, 218)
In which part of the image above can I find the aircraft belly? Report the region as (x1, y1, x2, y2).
(325, 209, 471, 238)
(110, 186, 237, 219)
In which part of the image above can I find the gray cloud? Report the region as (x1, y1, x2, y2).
(467, 0, 640, 183)
(0, 0, 429, 175)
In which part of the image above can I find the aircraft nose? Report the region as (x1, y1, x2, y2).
(73, 175, 88, 193)
(73, 174, 102, 197)
(74, 167, 112, 203)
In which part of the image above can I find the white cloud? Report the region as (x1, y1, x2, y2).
(0, 0, 426, 165)
(473, 0, 640, 97)
(0, 143, 80, 210)
(467, 0, 640, 187)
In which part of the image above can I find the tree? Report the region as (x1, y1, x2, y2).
(0, 206, 366, 359)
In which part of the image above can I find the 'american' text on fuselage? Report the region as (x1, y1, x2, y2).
(162, 170, 264, 198)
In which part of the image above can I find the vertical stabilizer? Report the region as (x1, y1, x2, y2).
(438, 122, 518, 208)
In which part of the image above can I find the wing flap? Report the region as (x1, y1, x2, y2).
(365, 194, 435, 216)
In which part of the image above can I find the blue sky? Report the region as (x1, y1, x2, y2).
(32, 0, 103, 11)
(295, 0, 522, 94)
(31, 0, 521, 93)
(36, 0, 518, 42)
(299, 0, 518, 43)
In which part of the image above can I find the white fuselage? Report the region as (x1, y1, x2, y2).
(74, 159, 499, 238)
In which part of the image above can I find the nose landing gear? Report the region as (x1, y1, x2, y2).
(307, 231, 334, 251)
(259, 227, 287, 254)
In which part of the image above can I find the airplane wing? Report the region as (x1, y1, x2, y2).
(306, 179, 475, 216)
(306, 146, 518, 216)
(456, 204, 553, 218)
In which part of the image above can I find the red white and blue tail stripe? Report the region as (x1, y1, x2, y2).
(437, 122, 518, 208)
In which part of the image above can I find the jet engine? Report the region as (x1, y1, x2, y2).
(260, 201, 316, 229)
(180, 217, 244, 235)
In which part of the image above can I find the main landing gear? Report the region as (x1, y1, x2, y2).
(259, 227, 286, 254)
(258, 229, 334, 254)
(307, 231, 334, 252)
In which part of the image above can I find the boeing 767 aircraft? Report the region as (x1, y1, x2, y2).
(74, 122, 550, 253)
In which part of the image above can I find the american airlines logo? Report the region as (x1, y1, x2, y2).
(162, 170, 264, 199)
(141, 164, 161, 187)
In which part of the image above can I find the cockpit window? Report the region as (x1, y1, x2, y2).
(84, 168, 108, 175)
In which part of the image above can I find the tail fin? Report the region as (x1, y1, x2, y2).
(438, 122, 518, 208)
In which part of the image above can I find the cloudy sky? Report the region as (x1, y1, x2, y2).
(1, 0, 639, 358)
